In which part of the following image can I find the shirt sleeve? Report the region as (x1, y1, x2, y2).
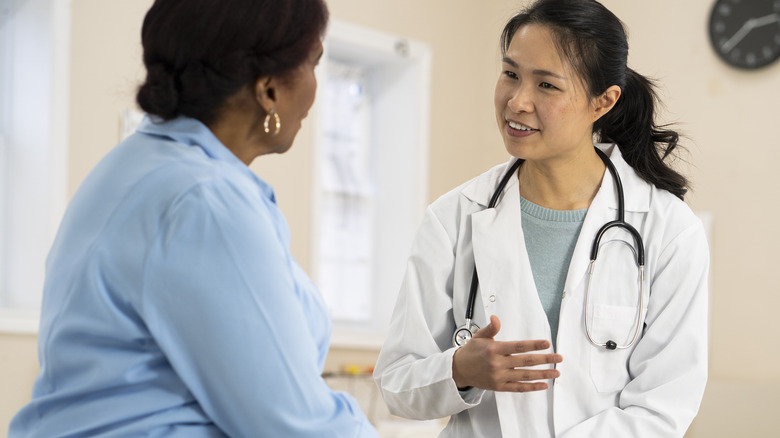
(373, 206, 485, 420)
(560, 219, 710, 437)
(140, 181, 377, 438)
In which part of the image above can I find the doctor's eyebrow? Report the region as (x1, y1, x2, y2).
(501, 57, 565, 80)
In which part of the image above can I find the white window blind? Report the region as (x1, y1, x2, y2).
(0, 1, 10, 310)
(312, 21, 431, 347)
(317, 61, 375, 323)
(0, 0, 69, 332)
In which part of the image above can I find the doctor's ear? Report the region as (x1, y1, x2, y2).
(591, 85, 621, 121)
(253, 77, 277, 113)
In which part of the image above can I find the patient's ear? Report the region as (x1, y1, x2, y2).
(254, 76, 277, 113)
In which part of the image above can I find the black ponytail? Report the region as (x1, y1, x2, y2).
(596, 68, 687, 199)
(502, 0, 688, 200)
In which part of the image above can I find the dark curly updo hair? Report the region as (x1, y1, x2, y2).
(136, 0, 328, 126)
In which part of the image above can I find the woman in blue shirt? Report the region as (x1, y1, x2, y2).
(9, 0, 377, 436)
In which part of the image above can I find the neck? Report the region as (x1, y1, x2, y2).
(517, 146, 606, 210)
(207, 91, 272, 166)
(209, 116, 265, 166)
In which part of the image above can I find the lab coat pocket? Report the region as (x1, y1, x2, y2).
(588, 304, 640, 393)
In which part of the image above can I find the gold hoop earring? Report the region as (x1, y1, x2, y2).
(263, 109, 281, 136)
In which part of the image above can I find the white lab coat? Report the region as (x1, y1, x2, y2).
(374, 144, 709, 437)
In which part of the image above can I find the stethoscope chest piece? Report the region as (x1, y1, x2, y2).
(453, 319, 480, 347)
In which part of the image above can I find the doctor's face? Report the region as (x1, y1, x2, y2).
(494, 24, 600, 165)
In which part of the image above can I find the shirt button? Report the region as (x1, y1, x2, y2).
(562, 290, 567, 298)
(489, 295, 496, 302)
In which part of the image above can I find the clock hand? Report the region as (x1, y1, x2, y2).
(722, 21, 755, 53)
(750, 13, 780, 28)
(720, 12, 780, 52)
(721, 13, 780, 53)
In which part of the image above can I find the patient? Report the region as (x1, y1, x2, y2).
(9, 0, 378, 436)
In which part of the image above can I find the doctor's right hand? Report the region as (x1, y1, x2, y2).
(451, 315, 562, 392)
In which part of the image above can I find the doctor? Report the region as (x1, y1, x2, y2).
(373, 0, 708, 436)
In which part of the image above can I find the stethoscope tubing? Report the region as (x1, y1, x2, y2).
(454, 147, 646, 350)
(584, 261, 645, 350)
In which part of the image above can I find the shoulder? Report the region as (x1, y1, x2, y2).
(428, 160, 514, 219)
(116, 131, 263, 209)
(647, 185, 706, 247)
(68, 130, 274, 249)
(609, 143, 700, 231)
(607, 143, 705, 250)
(420, 161, 510, 239)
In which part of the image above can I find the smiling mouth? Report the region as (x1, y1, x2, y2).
(507, 120, 537, 131)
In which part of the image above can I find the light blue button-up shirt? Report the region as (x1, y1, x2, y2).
(9, 116, 377, 437)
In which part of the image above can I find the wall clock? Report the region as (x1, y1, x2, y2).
(708, 0, 780, 70)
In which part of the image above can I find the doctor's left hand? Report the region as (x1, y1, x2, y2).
(451, 315, 562, 392)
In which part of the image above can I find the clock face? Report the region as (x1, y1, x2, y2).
(709, 0, 780, 70)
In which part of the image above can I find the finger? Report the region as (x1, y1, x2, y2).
(494, 339, 553, 355)
(472, 314, 501, 340)
(507, 353, 563, 369)
(498, 381, 551, 393)
(504, 368, 560, 383)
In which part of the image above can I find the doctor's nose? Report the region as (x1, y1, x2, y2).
(507, 86, 534, 114)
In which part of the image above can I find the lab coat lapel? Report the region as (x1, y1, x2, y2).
(467, 163, 555, 438)
(469, 172, 542, 343)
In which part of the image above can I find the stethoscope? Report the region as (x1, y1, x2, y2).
(452, 147, 645, 351)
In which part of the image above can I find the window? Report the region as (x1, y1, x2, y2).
(0, 3, 10, 310)
(316, 61, 375, 323)
(0, 0, 69, 332)
(312, 21, 431, 347)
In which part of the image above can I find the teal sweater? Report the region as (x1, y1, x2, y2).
(519, 195, 587, 350)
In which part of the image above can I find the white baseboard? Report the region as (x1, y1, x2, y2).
(0, 309, 40, 334)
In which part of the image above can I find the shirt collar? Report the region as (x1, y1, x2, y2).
(136, 114, 277, 203)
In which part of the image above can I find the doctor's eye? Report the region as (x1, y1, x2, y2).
(539, 82, 557, 90)
(503, 70, 518, 80)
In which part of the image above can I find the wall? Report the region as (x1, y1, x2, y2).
(0, 334, 37, 435)
(599, 0, 780, 435)
(2, 0, 779, 436)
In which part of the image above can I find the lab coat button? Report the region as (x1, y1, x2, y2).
(489, 295, 496, 302)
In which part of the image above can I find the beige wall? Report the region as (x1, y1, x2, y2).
(3, 0, 779, 436)
(599, 1, 780, 434)
(0, 334, 37, 435)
